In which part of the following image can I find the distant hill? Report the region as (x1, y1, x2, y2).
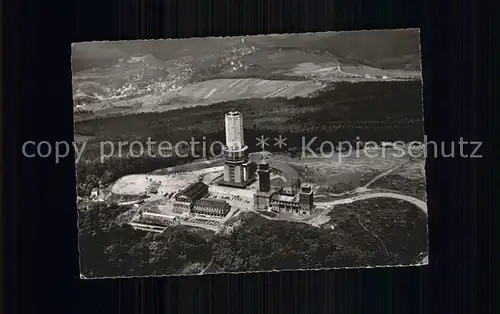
(244, 29, 421, 70)
(72, 38, 241, 73)
(308, 29, 421, 70)
(72, 29, 420, 73)
(71, 30, 421, 117)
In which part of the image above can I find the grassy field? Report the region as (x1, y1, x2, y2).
(368, 175, 427, 201)
(285, 149, 423, 197)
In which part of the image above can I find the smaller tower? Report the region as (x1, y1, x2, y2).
(299, 184, 314, 212)
(257, 161, 271, 193)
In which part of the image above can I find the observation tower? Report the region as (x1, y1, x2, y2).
(218, 111, 256, 187)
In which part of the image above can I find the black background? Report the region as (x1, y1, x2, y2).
(2, 0, 494, 313)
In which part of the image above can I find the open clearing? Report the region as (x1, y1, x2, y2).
(287, 148, 417, 184)
(289, 148, 412, 175)
(110, 166, 223, 195)
(389, 160, 426, 179)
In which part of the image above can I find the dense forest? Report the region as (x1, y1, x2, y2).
(324, 198, 428, 264)
(211, 213, 390, 271)
(77, 202, 213, 277)
(77, 196, 428, 277)
(211, 198, 427, 272)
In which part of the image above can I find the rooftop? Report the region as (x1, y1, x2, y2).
(271, 194, 298, 203)
(258, 161, 270, 170)
(178, 181, 208, 199)
(193, 199, 230, 209)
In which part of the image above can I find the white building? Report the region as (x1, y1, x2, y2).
(224, 111, 246, 152)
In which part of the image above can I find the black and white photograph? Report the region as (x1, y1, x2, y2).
(72, 29, 428, 278)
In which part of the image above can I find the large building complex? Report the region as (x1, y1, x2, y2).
(173, 181, 209, 214)
(218, 111, 257, 188)
(270, 184, 314, 216)
(173, 181, 231, 218)
(172, 111, 314, 220)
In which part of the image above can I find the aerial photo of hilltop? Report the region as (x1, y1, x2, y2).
(73, 29, 427, 279)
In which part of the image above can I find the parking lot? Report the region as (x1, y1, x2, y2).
(208, 185, 256, 199)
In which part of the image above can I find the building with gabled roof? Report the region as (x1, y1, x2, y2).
(173, 181, 209, 214)
(192, 199, 231, 218)
(175, 181, 208, 202)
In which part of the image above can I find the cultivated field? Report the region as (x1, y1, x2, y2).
(80, 77, 327, 116)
